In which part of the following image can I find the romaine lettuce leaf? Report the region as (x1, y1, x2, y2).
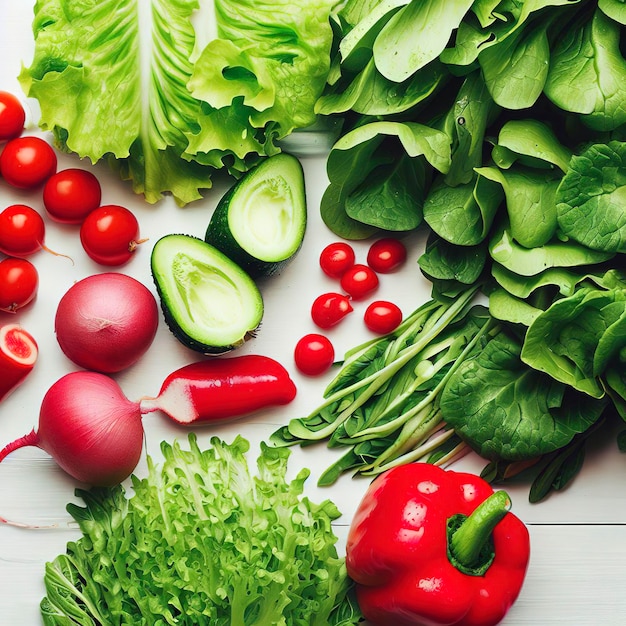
(40, 434, 361, 625)
(19, 0, 335, 205)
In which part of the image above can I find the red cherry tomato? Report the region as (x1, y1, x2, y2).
(311, 292, 353, 329)
(294, 333, 335, 376)
(43, 168, 102, 224)
(0, 257, 39, 312)
(0, 91, 26, 141)
(319, 241, 356, 278)
(80, 204, 143, 266)
(0, 136, 57, 188)
(340, 264, 379, 300)
(366, 238, 407, 273)
(364, 300, 403, 334)
(0, 204, 46, 257)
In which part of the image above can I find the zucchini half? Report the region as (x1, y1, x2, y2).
(151, 234, 263, 354)
(205, 152, 307, 277)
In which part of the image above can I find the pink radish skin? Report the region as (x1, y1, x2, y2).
(54, 273, 159, 374)
(0, 371, 144, 487)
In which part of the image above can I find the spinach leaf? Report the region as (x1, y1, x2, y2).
(423, 174, 503, 246)
(316, 57, 449, 116)
(440, 328, 606, 460)
(372, 0, 475, 81)
(477, 166, 560, 248)
(521, 285, 626, 397)
(478, 16, 551, 110)
(320, 120, 450, 237)
(491, 119, 572, 173)
(489, 221, 614, 276)
(556, 141, 626, 253)
(419, 234, 487, 285)
(545, 8, 626, 131)
(345, 153, 427, 231)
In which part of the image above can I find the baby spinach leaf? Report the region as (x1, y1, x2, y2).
(556, 141, 626, 253)
(423, 174, 503, 246)
(478, 16, 551, 110)
(372, 0, 475, 81)
(419, 234, 487, 285)
(440, 329, 605, 460)
(476, 165, 560, 248)
(316, 57, 449, 116)
(488, 287, 542, 327)
(521, 286, 626, 397)
(598, 0, 626, 25)
(441, 71, 499, 186)
(492, 119, 572, 173)
(489, 222, 614, 276)
(545, 8, 626, 131)
(345, 153, 426, 231)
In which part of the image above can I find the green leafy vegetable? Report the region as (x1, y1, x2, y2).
(40, 435, 361, 626)
(20, 0, 336, 205)
(556, 141, 626, 253)
(439, 328, 606, 460)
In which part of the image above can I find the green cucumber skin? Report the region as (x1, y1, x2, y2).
(151, 234, 263, 355)
(205, 153, 307, 278)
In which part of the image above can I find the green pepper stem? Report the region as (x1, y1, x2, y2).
(450, 490, 511, 569)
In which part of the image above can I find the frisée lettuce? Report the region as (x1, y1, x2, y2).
(40, 434, 361, 625)
(19, 0, 336, 205)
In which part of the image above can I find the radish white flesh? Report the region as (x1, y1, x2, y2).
(0, 371, 144, 488)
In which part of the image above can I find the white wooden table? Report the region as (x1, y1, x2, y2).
(2, 5, 626, 624)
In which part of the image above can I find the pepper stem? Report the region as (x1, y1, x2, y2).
(448, 490, 511, 575)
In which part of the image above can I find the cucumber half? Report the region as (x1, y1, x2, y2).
(151, 234, 263, 355)
(205, 152, 307, 277)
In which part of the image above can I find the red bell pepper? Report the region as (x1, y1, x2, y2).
(0, 324, 38, 403)
(140, 354, 297, 424)
(346, 463, 530, 626)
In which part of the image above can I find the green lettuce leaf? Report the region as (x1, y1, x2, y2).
(19, 0, 335, 205)
(40, 434, 361, 626)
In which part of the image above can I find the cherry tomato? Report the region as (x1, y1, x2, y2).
(0, 257, 39, 313)
(364, 300, 403, 334)
(294, 333, 335, 376)
(311, 292, 353, 329)
(80, 204, 143, 266)
(367, 238, 407, 273)
(43, 168, 102, 224)
(0, 136, 57, 188)
(0, 204, 46, 257)
(0, 91, 26, 141)
(319, 241, 355, 278)
(340, 263, 379, 300)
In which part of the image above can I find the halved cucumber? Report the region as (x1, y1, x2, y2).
(205, 152, 307, 277)
(151, 234, 263, 355)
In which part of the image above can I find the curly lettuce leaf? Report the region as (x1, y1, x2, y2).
(40, 434, 361, 626)
(19, 0, 335, 205)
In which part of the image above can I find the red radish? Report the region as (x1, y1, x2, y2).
(0, 204, 71, 260)
(80, 205, 146, 266)
(0, 257, 39, 313)
(54, 273, 159, 373)
(0, 371, 144, 487)
(0, 324, 38, 402)
(139, 355, 297, 424)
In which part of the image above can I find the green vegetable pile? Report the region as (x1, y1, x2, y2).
(273, 0, 626, 501)
(40, 435, 361, 626)
(20, 0, 336, 205)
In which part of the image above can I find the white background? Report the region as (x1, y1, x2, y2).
(2, 4, 626, 624)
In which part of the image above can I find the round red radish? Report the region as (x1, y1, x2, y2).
(55, 273, 159, 373)
(0, 371, 144, 486)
